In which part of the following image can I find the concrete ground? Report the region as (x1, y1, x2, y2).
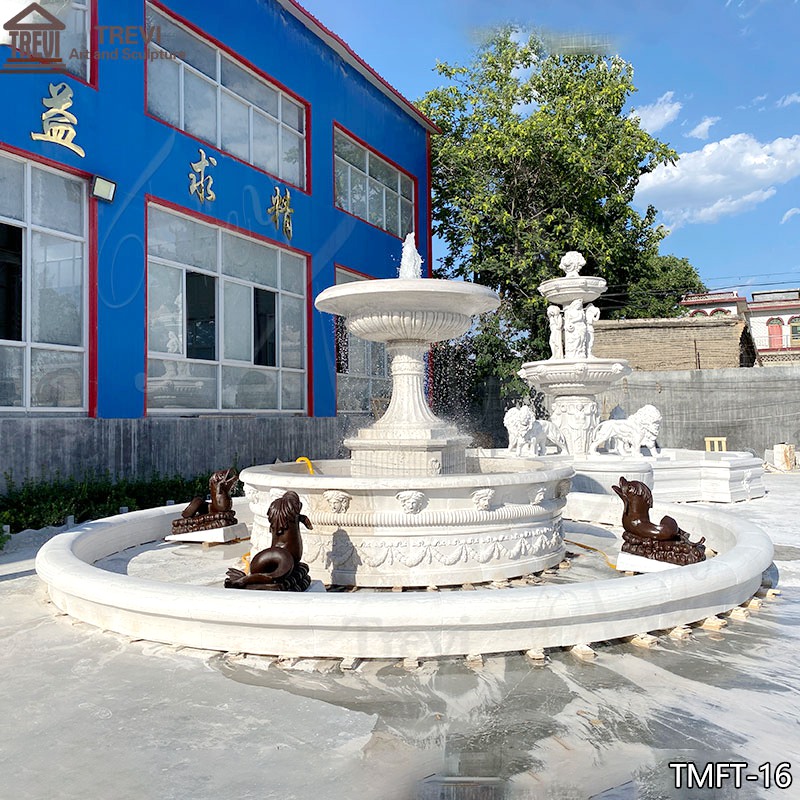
(2, 473, 799, 800)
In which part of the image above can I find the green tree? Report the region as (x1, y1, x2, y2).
(608, 254, 707, 319)
(418, 28, 697, 378)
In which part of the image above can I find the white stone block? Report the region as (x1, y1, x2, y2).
(165, 522, 248, 544)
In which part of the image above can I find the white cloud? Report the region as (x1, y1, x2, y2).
(781, 207, 800, 224)
(777, 93, 800, 108)
(631, 91, 682, 134)
(687, 116, 721, 140)
(636, 133, 800, 228)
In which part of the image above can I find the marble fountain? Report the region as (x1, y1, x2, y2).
(505, 251, 766, 503)
(34, 241, 774, 661)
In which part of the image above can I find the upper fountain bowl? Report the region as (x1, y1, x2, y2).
(538, 275, 607, 306)
(315, 279, 500, 343)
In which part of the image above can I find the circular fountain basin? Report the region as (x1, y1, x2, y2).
(34, 494, 774, 659)
(314, 278, 499, 342)
(240, 455, 574, 587)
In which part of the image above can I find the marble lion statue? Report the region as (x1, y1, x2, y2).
(588, 405, 662, 456)
(504, 405, 567, 457)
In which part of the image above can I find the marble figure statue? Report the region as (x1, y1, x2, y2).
(547, 305, 564, 359)
(584, 303, 600, 357)
(563, 299, 588, 359)
(559, 250, 586, 277)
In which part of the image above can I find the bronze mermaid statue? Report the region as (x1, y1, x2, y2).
(225, 490, 312, 591)
(613, 476, 706, 566)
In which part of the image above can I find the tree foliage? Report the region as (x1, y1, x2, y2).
(418, 28, 703, 378)
(611, 254, 707, 319)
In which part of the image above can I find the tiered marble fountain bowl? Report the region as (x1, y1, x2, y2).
(238, 277, 574, 588)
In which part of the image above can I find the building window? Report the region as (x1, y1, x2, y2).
(0, 152, 87, 410)
(334, 268, 390, 413)
(689, 310, 708, 317)
(334, 127, 414, 238)
(145, 4, 307, 189)
(1, 1, 91, 82)
(789, 316, 800, 347)
(710, 308, 730, 316)
(146, 204, 306, 412)
(767, 318, 784, 349)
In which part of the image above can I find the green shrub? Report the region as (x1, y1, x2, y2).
(0, 470, 242, 535)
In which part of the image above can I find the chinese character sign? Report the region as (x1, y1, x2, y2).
(188, 148, 217, 203)
(267, 186, 293, 240)
(30, 82, 85, 157)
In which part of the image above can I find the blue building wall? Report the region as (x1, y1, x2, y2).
(0, 0, 432, 419)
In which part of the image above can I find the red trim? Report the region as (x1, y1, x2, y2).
(88, 0, 99, 89)
(146, 195, 312, 257)
(332, 122, 418, 242)
(145, 0, 311, 194)
(330, 263, 383, 415)
(279, 0, 440, 135)
(749, 302, 800, 312)
(425, 130, 432, 278)
(0, 139, 92, 179)
(88, 197, 98, 416)
(305, 259, 313, 417)
(142, 195, 149, 417)
(143, 112, 310, 194)
(333, 263, 374, 282)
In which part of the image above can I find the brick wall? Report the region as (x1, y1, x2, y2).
(592, 317, 752, 370)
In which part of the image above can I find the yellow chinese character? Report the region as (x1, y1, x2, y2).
(30, 82, 85, 157)
(267, 186, 293, 240)
(188, 148, 217, 203)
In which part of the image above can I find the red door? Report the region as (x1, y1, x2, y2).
(768, 320, 783, 349)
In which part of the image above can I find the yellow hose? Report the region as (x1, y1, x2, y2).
(564, 538, 617, 570)
(295, 456, 314, 475)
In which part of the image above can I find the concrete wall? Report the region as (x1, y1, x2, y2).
(0, 415, 353, 493)
(595, 364, 800, 455)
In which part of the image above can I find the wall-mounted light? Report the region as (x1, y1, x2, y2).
(91, 176, 117, 203)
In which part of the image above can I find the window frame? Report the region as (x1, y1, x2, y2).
(145, 199, 308, 414)
(144, 1, 310, 192)
(333, 123, 417, 240)
(789, 316, 800, 347)
(0, 149, 89, 412)
(333, 265, 391, 415)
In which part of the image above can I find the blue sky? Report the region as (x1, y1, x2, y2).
(301, 0, 800, 298)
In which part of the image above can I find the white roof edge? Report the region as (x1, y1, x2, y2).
(276, 0, 440, 134)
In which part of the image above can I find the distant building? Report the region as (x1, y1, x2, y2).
(0, 0, 435, 419)
(680, 289, 800, 366)
(746, 289, 800, 366)
(679, 290, 748, 319)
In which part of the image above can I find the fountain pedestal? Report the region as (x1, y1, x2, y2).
(317, 280, 496, 477)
